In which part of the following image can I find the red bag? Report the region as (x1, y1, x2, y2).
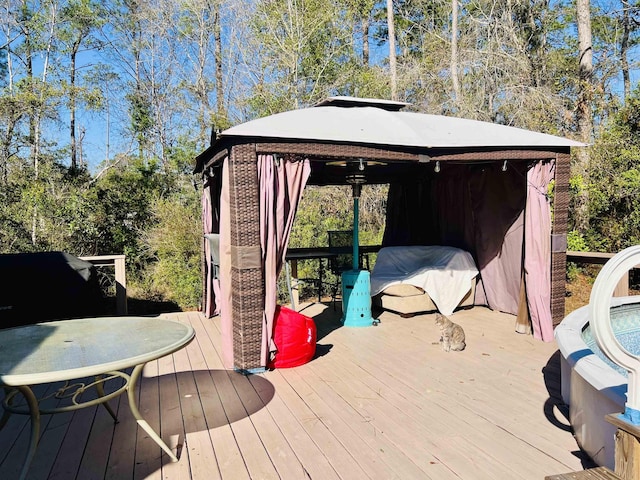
(268, 306, 317, 369)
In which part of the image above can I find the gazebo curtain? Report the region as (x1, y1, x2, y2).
(258, 154, 311, 365)
(214, 159, 234, 368)
(202, 165, 224, 318)
(211, 154, 310, 369)
(382, 159, 557, 338)
(383, 162, 527, 316)
(202, 179, 214, 316)
(524, 160, 555, 341)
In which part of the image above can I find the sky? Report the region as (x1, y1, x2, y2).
(8, 0, 640, 173)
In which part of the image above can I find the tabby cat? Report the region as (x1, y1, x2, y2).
(435, 314, 466, 352)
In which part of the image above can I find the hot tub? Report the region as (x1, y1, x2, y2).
(556, 295, 640, 468)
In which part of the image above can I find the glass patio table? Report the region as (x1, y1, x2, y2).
(0, 316, 195, 480)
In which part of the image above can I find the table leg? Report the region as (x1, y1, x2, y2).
(95, 375, 119, 422)
(127, 363, 178, 462)
(285, 260, 296, 311)
(0, 388, 12, 430)
(319, 258, 324, 302)
(15, 386, 40, 480)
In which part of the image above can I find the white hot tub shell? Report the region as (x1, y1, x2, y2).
(555, 296, 640, 468)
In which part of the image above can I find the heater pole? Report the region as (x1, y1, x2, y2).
(341, 173, 377, 327)
(352, 183, 361, 270)
(353, 196, 359, 270)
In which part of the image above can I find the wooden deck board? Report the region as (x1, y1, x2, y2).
(104, 388, 136, 479)
(135, 360, 163, 480)
(0, 304, 592, 479)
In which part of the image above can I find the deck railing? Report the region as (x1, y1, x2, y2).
(79, 254, 127, 315)
(567, 251, 639, 297)
(287, 248, 638, 301)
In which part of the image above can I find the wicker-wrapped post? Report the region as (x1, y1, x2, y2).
(228, 143, 265, 372)
(551, 151, 571, 326)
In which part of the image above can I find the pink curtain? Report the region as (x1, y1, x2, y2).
(479, 211, 524, 315)
(202, 181, 214, 317)
(525, 160, 555, 341)
(218, 160, 234, 368)
(258, 154, 311, 365)
(467, 166, 526, 315)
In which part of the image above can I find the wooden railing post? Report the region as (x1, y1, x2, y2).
(567, 251, 636, 297)
(606, 414, 640, 480)
(79, 254, 128, 315)
(113, 256, 127, 315)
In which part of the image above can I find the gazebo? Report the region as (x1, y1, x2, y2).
(194, 97, 584, 373)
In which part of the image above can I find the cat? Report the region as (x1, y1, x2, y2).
(435, 314, 466, 352)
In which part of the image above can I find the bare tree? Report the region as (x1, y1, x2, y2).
(173, 0, 227, 145)
(213, 1, 224, 117)
(450, 0, 461, 108)
(621, 0, 631, 100)
(575, 0, 593, 233)
(59, 0, 103, 170)
(386, 0, 397, 100)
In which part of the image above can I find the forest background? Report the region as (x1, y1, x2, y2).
(1, 0, 639, 312)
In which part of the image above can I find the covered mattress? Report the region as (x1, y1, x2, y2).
(371, 246, 479, 315)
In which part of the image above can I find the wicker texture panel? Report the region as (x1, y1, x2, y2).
(228, 144, 264, 371)
(256, 142, 419, 161)
(231, 266, 263, 369)
(551, 153, 571, 326)
(429, 149, 566, 161)
(551, 252, 568, 325)
(256, 142, 567, 163)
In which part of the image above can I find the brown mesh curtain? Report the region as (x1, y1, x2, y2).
(383, 162, 528, 316)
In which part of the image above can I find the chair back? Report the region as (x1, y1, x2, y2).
(328, 230, 355, 274)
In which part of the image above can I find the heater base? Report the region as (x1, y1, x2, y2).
(341, 269, 377, 327)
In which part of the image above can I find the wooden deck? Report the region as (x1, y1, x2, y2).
(0, 304, 593, 479)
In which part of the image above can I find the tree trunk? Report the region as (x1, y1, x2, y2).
(70, 46, 78, 170)
(575, 0, 593, 233)
(362, 16, 370, 66)
(450, 0, 461, 107)
(214, 1, 224, 117)
(386, 0, 397, 100)
(621, 0, 630, 101)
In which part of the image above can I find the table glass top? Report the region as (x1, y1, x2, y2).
(0, 317, 194, 386)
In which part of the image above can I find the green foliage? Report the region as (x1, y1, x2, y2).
(566, 230, 590, 283)
(248, 0, 356, 114)
(289, 184, 387, 298)
(87, 158, 171, 270)
(289, 186, 353, 249)
(144, 189, 202, 310)
(127, 91, 154, 141)
(567, 230, 588, 252)
(0, 179, 33, 252)
(581, 88, 640, 253)
(1, 0, 640, 311)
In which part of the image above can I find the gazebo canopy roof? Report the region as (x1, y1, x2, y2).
(195, 97, 584, 184)
(218, 96, 583, 150)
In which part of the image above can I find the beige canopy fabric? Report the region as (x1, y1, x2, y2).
(220, 97, 583, 150)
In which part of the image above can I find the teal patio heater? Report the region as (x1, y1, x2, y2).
(341, 160, 377, 327)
